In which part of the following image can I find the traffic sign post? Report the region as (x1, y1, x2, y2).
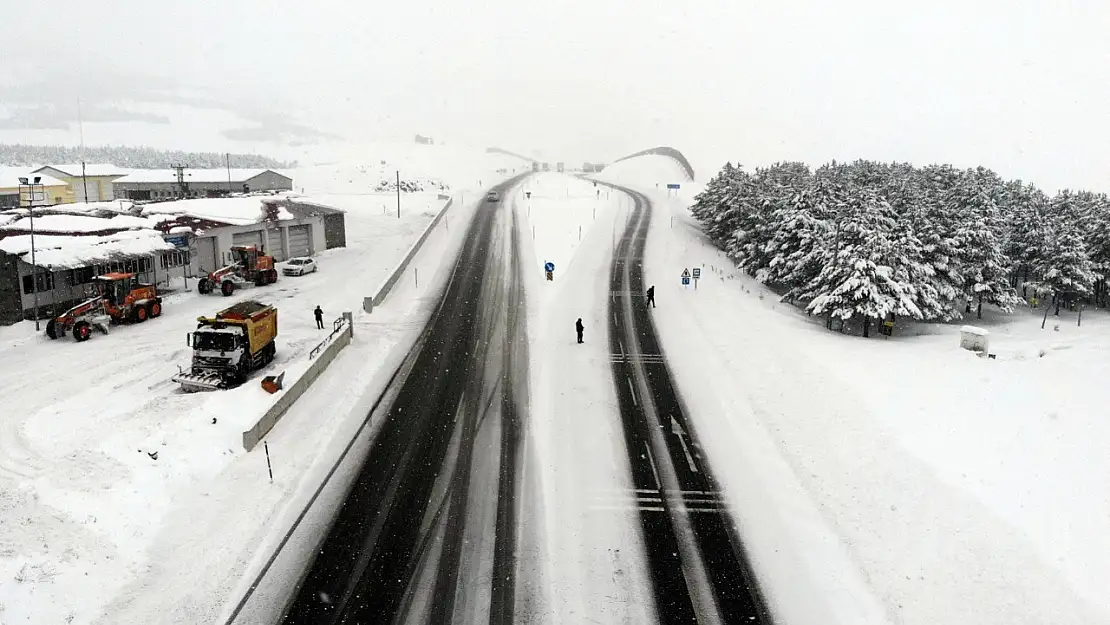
(667, 183, 681, 198)
(681, 268, 691, 287)
(545, 261, 555, 281)
(692, 267, 701, 289)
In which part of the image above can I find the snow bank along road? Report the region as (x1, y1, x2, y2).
(280, 175, 529, 624)
(605, 182, 769, 624)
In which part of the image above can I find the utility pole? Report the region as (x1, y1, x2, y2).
(396, 170, 401, 218)
(77, 98, 91, 202)
(171, 164, 189, 199)
(226, 153, 233, 195)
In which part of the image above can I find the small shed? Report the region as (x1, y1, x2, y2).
(959, 325, 989, 353)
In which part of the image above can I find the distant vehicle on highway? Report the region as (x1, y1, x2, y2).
(486, 190, 500, 202)
(282, 257, 318, 277)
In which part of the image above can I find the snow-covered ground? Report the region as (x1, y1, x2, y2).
(0, 146, 513, 624)
(604, 158, 1110, 624)
(514, 173, 656, 622)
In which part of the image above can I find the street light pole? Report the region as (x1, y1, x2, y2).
(19, 176, 44, 330)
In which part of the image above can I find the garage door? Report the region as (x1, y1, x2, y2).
(288, 225, 312, 258)
(232, 230, 263, 250)
(196, 237, 219, 274)
(266, 228, 286, 262)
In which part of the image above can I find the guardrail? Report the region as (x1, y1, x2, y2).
(365, 196, 454, 312)
(241, 312, 353, 451)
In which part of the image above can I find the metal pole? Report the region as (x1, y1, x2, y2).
(81, 161, 91, 203)
(27, 183, 41, 330)
(396, 170, 401, 218)
(264, 441, 273, 482)
(226, 153, 233, 194)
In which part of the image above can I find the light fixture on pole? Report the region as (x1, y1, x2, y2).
(18, 176, 45, 330)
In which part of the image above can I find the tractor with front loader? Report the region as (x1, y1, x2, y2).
(46, 272, 163, 342)
(197, 245, 278, 297)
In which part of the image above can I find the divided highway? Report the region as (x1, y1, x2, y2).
(281, 176, 528, 625)
(605, 183, 770, 624)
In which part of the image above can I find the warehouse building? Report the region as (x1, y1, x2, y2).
(0, 169, 73, 208)
(32, 164, 127, 202)
(141, 196, 345, 277)
(114, 169, 293, 201)
(0, 211, 185, 324)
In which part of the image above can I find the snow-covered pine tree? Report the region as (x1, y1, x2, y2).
(1074, 191, 1110, 307)
(1000, 181, 1048, 297)
(1033, 190, 1097, 314)
(690, 162, 740, 246)
(796, 187, 920, 337)
(760, 173, 832, 295)
(947, 167, 1021, 318)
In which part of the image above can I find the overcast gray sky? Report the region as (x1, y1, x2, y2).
(2, 0, 1108, 190)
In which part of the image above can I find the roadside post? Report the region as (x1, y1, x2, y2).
(692, 267, 701, 289)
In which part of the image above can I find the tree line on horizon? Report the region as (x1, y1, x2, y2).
(690, 160, 1110, 337)
(0, 144, 292, 169)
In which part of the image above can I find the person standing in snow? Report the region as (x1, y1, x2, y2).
(314, 305, 324, 329)
(646, 285, 655, 308)
(575, 318, 584, 344)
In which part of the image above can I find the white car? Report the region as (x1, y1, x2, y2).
(282, 257, 318, 276)
(486, 190, 500, 202)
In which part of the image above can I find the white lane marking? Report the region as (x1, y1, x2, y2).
(670, 415, 699, 474)
(643, 441, 661, 489)
(626, 377, 637, 406)
(618, 339, 625, 355)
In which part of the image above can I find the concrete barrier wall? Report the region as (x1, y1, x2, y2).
(370, 197, 454, 307)
(242, 317, 353, 451)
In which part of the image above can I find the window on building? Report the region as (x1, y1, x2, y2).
(22, 271, 54, 294)
(74, 266, 95, 284)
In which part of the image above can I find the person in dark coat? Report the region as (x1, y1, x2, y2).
(314, 305, 324, 329)
(575, 318, 584, 344)
(646, 285, 655, 308)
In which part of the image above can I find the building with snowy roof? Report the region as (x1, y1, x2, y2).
(0, 208, 186, 324)
(0, 168, 75, 208)
(139, 195, 344, 281)
(32, 164, 127, 203)
(114, 168, 292, 201)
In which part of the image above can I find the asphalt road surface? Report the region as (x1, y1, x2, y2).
(281, 177, 529, 625)
(604, 183, 771, 625)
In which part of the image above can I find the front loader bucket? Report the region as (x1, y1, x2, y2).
(172, 371, 228, 392)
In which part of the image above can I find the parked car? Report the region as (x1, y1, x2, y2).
(486, 190, 500, 202)
(282, 257, 318, 277)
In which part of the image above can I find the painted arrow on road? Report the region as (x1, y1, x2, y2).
(670, 415, 698, 474)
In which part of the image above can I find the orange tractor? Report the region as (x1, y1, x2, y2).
(197, 245, 278, 296)
(46, 272, 163, 341)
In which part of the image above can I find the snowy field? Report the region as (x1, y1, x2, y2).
(0, 147, 515, 624)
(597, 158, 1110, 624)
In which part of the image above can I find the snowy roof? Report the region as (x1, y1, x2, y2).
(33, 163, 127, 178)
(959, 325, 990, 336)
(0, 167, 68, 189)
(0, 229, 176, 269)
(140, 197, 295, 226)
(0, 213, 160, 234)
(56, 200, 138, 214)
(115, 168, 288, 184)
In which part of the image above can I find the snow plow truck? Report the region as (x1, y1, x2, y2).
(46, 272, 163, 341)
(172, 300, 278, 391)
(197, 245, 278, 296)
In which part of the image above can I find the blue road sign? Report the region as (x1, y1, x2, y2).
(544, 262, 555, 272)
(667, 183, 681, 189)
(164, 235, 188, 248)
(682, 277, 690, 285)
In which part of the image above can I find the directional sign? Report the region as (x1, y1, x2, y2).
(667, 183, 681, 190)
(692, 268, 701, 278)
(544, 261, 555, 272)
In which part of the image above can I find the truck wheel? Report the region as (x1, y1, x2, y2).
(46, 319, 59, 339)
(269, 269, 278, 284)
(134, 306, 148, 323)
(197, 278, 211, 294)
(221, 281, 235, 297)
(73, 321, 92, 342)
(148, 302, 162, 318)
